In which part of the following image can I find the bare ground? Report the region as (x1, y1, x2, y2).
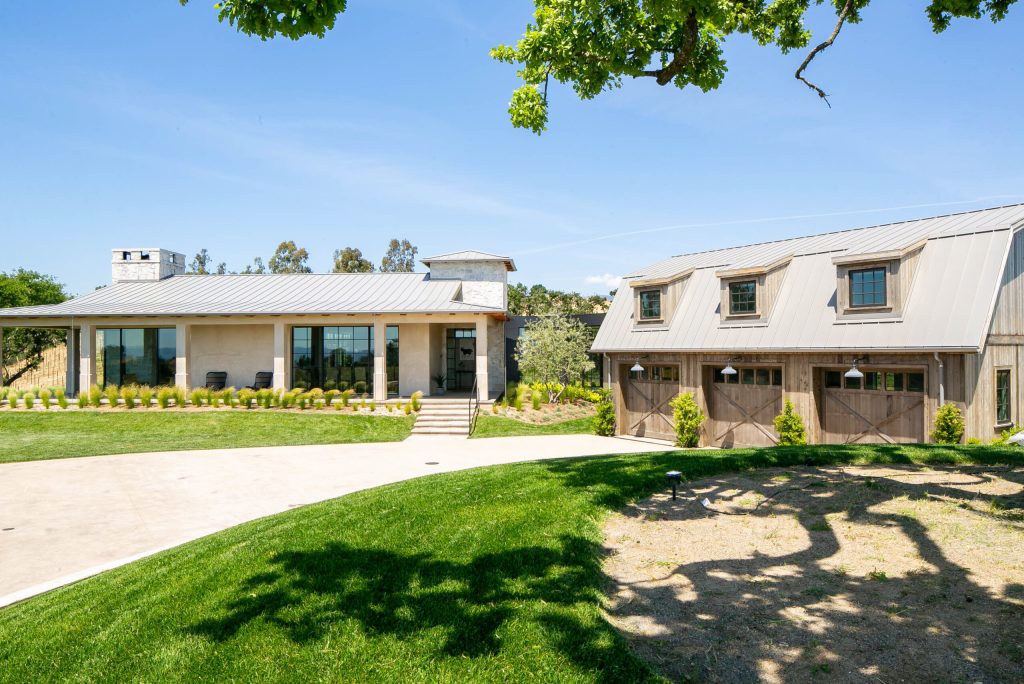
(602, 465, 1024, 683)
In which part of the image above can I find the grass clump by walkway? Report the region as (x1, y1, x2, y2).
(0, 444, 1020, 682)
(472, 414, 594, 438)
(0, 412, 415, 464)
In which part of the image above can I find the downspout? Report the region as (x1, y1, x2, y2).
(934, 351, 945, 406)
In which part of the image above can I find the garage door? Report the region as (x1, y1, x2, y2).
(621, 364, 680, 441)
(708, 366, 783, 447)
(820, 369, 926, 444)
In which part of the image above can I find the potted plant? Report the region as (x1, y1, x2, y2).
(432, 373, 447, 396)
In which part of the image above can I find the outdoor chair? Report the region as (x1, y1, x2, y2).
(205, 371, 228, 391)
(247, 371, 273, 390)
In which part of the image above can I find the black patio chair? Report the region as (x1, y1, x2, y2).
(205, 371, 228, 391)
(246, 371, 273, 390)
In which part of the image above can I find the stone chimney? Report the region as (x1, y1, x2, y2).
(111, 248, 186, 283)
(421, 251, 516, 310)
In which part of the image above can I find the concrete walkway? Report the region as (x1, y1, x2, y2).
(0, 435, 672, 607)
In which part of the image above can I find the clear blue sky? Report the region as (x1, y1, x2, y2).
(1, 2, 1022, 296)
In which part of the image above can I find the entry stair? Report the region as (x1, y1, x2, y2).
(411, 397, 491, 437)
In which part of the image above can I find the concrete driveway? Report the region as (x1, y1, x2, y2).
(0, 435, 670, 607)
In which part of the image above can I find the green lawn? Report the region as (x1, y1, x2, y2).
(0, 411, 415, 464)
(472, 413, 594, 438)
(1, 443, 1018, 683)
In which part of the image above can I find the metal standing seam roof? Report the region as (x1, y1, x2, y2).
(0, 272, 503, 319)
(593, 204, 1024, 353)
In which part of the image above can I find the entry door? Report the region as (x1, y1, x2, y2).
(447, 329, 477, 391)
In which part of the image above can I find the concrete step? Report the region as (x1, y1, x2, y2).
(411, 427, 470, 435)
(415, 421, 471, 429)
(417, 409, 471, 417)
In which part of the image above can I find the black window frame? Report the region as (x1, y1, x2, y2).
(97, 327, 176, 388)
(291, 325, 376, 394)
(638, 289, 662, 321)
(849, 267, 887, 308)
(728, 280, 757, 315)
(996, 368, 1012, 425)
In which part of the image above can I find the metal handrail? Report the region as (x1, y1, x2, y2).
(469, 374, 480, 435)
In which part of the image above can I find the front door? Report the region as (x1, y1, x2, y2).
(446, 328, 476, 391)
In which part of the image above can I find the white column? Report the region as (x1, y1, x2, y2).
(475, 317, 489, 401)
(78, 323, 95, 390)
(0, 326, 4, 389)
(65, 329, 76, 396)
(373, 318, 387, 401)
(273, 322, 287, 390)
(175, 323, 191, 389)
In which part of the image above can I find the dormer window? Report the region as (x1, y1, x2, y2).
(729, 281, 757, 315)
(850, 267, 886, 307)
(639, 289, 662, 321)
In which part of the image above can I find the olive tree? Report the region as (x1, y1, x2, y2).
(515, 314, 595, 403)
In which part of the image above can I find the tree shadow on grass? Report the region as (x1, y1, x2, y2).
(187, 534, 657, 681)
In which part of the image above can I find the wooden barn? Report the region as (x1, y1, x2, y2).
(591, 204, 1024, 446)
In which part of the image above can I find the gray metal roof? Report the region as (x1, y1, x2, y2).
(594, 204, 1024, 353)
(420, 250, 517, 271)
(0, 272, 501, 319)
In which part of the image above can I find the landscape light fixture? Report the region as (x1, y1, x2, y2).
(666, 470, 682, 500)
(845, 358, 867, 380)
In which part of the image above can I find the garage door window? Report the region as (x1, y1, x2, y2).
(715, 367, 781, 386)
(634, 365, 679, 382)
(828, 369, 924, 393)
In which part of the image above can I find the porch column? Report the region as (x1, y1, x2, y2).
(65, 329, 76, 396)
(78, 322, 95, 391)
(0, 326, 4, 389)
(475, 317, 489, 401)
(272, 322, 287, 391)
(373, 318, 387, 401)
(175, 323, 191, 389)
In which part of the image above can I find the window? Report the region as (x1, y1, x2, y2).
(96, 328, 175, 387)
(827, 369, 924, 393)
(714, 366, 782, 386)
(633, 365, 678, 382)
(850, 267, 887, 307)
(729, 281, 757, 315)
(824, 371, 842, 388)
(996, 369, 1012, 425)
(292, 326, 375, 393)
(447, 328, 477, 391)
(639, 290, 662, 320)
(386, 326, 399, 396)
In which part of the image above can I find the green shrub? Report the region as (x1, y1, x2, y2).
(157, 388, 174, 409)
(514, 392, 524, 412)
(670, 392, 705, 448)
(88, 385, 103, 408)
(387, 402, 395, 413)
(256, 389, 274, 409)
(403, 401, 412, 416)
(931, 403, 965, 444)
(411, 390, 423, 412)
(209, 391, 222, 409)
(966, 437, 983, 445)
(531, 392, 541, 411)
(190, 388, 206, 407)
(173, 387, 186, 409)
(120, 386, 138, 409)
(773, 399, 807, 446)
(990, 424, 1023, 445)
(23, 392, 36, 410)
(325, 389, 340, 407)
(237, 389, 256, 409)
(138, 386, 155, 409)
(39, 389, 52, 409)
(368, 400, 375, 412)
(296, 393, 310, 410)
(104, 385, 120, 408)
(56, 388, 69, 410)
(491, 402, 500, 414)
(341, 389, 355, 407)
(593, 400, 616, 437)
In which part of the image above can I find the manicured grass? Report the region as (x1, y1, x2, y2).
(1, 443, 1019, 683)
(0, 411, 415, 464)
(472, 413, 594, 438)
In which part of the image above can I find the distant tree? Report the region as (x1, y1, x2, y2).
(189, 249, 212, 275)
(268, 241, 312, 274)
(332, 247, 374, 273)
(0, 270, 69, 385)
(515, 314, 595, 403)
(380, 239, 418, 273)
(241, 257, 266, 274)
(216, 262, 228, 275)
(507, 282, 609, 316)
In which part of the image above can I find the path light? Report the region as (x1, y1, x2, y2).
(845, 358, 866, 380)
(666, 470, 682, 500)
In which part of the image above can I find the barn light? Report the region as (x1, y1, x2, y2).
(721, 357, 740, 376)
(845, 359, 865, 380)
(630, 360, 645, 373)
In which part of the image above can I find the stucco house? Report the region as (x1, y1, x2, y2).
(0, 249, 515, 401)
(592, 204, 1024, 445)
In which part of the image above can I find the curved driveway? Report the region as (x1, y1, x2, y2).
(0, 435, 668, 607)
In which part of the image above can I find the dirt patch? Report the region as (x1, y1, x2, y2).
(603, 465, 1024, 683)
(496, 402, 596, 424)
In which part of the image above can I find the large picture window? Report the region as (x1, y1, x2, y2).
(97, 328, 175, 388)
(292, 326, 376, 393)
(639, 290, 662, 320)
(850, 267, 887, 307)
(729, 281, 757, 315)
(996, 369, 1012, 425)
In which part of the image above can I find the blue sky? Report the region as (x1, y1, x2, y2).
(1, 1, 1022, 296)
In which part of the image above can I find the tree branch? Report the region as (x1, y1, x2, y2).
(636, 11, 700, 86)
(794, 0, 856, 107)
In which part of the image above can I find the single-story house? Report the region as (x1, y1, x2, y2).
(505, 313, 606, 387)
(592, 204, 1024, 445)
(0, 249, 516, 401)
